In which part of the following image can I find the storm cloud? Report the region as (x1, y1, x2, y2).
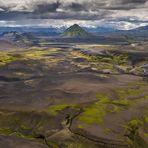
(0, 0, 147, 29)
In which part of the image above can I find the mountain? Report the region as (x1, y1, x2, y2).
(131, 25, 148, 32)
(123, 25, 148, 40)
(62, 24, 91, 37)
(84, 27, 118, 33)
(2, 32, 36, 41)
(0, 40, 18, 50)
(0, 27, 61, 37)
(1, 32, 37, 46)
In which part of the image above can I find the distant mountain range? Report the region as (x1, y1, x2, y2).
(131, 25, 148, 32)
(0, 25, 148, 42)
(0, 27, 62, 37)
(2, 32, 35, 40)
(0, 25, 147, 35)
(1, 31, 36, 46)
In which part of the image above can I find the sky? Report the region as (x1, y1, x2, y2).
(0, 0, 148, 30)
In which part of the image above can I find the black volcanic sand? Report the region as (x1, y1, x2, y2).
(0, 44, 148, 148)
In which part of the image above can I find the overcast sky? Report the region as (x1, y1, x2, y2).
(0, 0, 148, 29)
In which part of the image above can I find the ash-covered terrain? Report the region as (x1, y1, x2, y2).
(0, 39, 148, 148)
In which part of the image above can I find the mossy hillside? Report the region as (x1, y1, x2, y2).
(63, 24, 90, 37)
(91, 52, 128, 66)
(113, 81, 148, 100)
(0, 48, 60, 66)
(22, 48, 59, 59)
(77, 89, 148, 147)
(78, 81, 148, 125)
(78, 93, 128, 125)
(0, 53, 20, 65)
(78, 94, 110, 124)
(71, 51, 92, 61)
(71, 50, 129, 72)
(71, 51, 128, 64)
(112, 99, 132, 106)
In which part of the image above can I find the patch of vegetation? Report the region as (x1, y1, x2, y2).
(91, 52, 128, 65)
(0, 128, 12, 135)
(22, 48, 58, 59)
(112, 99, 131, 106)
(78, 94, 109, 124)
(77, 124, 85, 129)
(78, 104, 106, 124)
(144, 115, 148, 123)
(128, 119, 143, 128)
(106, 104, 121, 113)
(44, 104, 79, 115)
(92, 62, 114, 71)
(144, 133, 148, 137)
(71, 51, 91, 61)
(113, 86, 146, 100)
(71, 50, 129, 73)
(78, 79, 148, 126)
(103, 128, 111, 135)
(0, 53, 19, 65)
(78, 92, 132, 125)
(124, 119, 148, 148)
(0, 48, 61, 66)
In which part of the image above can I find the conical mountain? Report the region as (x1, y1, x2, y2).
(63, 24, 91, 37)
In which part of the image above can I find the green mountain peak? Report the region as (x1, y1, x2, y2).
(63, 24, 90, 37)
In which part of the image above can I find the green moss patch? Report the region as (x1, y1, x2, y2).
(78, 94, 109, 124)
(112, 99, 131, 106)
(0, 53, 19, 65)
(103, 128, 111, 135)
(78, 82, 148, 125)
(44, 104, 79, 115)
(113, 85, 147, 100)
(0, 48, 61, 66)
(0, 128, 12, 135)
(123, 119, 148, 148)
(144, 116, 148, 123)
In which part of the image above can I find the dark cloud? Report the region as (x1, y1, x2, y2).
(34, 1, 61, 13)
(0, 11, 29, 20)
(67, 2, 85, 11)
(120, 0, 147, 4)
(0, 0, 147, 29)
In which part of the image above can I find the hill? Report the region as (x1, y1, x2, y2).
(131, 25, 148, 32)
(0, 40, 18, 50)
(1, 32, 36, 46)
(62, 24, 91, 37)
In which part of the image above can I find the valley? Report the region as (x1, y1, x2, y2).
(0, 42, 148, 148)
